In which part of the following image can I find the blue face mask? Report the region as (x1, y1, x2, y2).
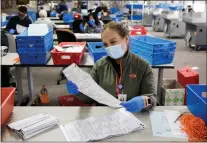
(105, 43, 126, 59)
(89, 19, 95, 25)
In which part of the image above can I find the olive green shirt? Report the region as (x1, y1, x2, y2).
(76, 51, 157, 108)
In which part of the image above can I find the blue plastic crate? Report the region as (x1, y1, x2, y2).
(131, 47, 175, 65)
(87, 42, 107, 62)
(126, 4, 143, 9)
(128, 15, 142, 20)
(50, 11, 57, 17)
(129, 36, 176, 53)
(186, 84, 207, 125)
(63, 14, 74, 23)
(110, 8, 119, 14)
(16, 29, 53, 51)
(18, 52, 50, 64)
(28, 12, 36, 22)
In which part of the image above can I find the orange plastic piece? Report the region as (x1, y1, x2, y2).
(1, 87, 15, 126)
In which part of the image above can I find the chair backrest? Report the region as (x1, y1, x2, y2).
(56, 29, 77, 44)
(72, 20, 82, 33)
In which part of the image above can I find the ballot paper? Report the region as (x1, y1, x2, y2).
(164, 110, 187, 138)
(63, 64, 121, 108)
(16, 24, 27, 34)
(8, 114, 58, 140)
(75, 33, 101, 38)
(150, 111, 186, 139)
(60, 108, 145, 142)
(54, 45, 84, 53)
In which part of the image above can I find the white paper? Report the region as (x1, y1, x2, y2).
(60, 108, 145, 142)
(28, 24, 48, 36)
(164, 110, 187, 138)
(74, 33, 101, 39)
(63, 64, 122, 108)
(16, 24, 27, 34)
(150, 111, 187, 139)
(54, 45, 84, 53)
(8, 114, 58, 140)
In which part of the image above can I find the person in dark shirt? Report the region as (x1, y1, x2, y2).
(56, 0, 68, 14)
(6, 6, 32, 34)
(101, 6, 111, 21)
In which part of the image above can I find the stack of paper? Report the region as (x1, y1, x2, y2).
(28, 24, 49, 36)
(60, 108, 145, 142)
(54, 45, 84, 53)
(8, 114, 58, 140)
(150, 111, 187, 139)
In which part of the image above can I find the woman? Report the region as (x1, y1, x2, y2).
(79, 12, 102, 33)
(101, 6, 111, 21)
(35, 10, 56, 30)
(67, 22, 157, 112)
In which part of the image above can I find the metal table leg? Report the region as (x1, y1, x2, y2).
(26, 67, 35, 106)
(157, 68, 164, 105)
(15, 67, 24, 106)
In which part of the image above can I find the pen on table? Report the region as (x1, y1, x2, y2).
(174, 112, 189, 123)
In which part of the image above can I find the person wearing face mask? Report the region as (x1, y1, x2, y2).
(67, 21, 157, 112)
(6, 6, 32, 34)
(79, 12, 103, 33)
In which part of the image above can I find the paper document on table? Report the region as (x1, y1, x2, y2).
(63, 63, 121, 108)
(54, 45, 84, 53)
(164, 110, 187, 138)
(8, 114, 58, 140)
(60, 108, 145, 142)
(150, 111, 186, 139)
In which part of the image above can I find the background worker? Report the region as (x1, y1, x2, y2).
(79, 12, 103, 33)
(35, 10, 56, 30)
(6, 6, 32, 34)
(67, 21, 157, 112)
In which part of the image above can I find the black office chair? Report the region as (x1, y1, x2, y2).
(55, 29, 77, 85)
(72, 19, 83, 33)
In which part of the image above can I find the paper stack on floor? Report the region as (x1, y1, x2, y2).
(8, 114, 58, 140)
(60, 108, 145, 142)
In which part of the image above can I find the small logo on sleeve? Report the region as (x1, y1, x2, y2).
(129, 74, 137, 78)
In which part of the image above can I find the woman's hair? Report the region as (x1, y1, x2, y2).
(102, 6, 108, 12)
(102, 21, 129, 38)
(88, 12, 100, 26)
(39, 10, 47, 18)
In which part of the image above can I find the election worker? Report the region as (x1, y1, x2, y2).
(67, 21, 157, 112)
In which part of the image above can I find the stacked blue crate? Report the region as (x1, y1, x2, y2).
(28, 12, 36, 22)
(129, 36, 176, 65)
(126, 4, 143, 20)
(16, 29, 53, 64)
(110, 8, 119, 14)
(87, 42, 107, 62)
(63, 14, 74, 24)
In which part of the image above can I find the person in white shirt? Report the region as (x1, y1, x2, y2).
(35, 10, 56, 30)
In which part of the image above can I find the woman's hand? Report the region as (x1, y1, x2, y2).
(120, 96, 144, 112)
(66, 81, 79, 95)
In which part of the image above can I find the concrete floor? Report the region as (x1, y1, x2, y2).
(13, 27, 207, 106)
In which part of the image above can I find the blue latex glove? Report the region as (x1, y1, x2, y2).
(120, 96, 144, 112)
(88, 19, 95, 26)
(9, 29, 15, 34)
(79, 23, 84, 31)
(66, 80, 79, 95)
